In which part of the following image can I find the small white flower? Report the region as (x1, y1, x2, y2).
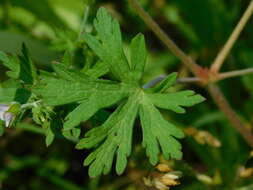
(0, 104, 14, 127)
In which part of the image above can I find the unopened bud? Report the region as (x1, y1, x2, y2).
(156, 164, 172, 173)
(238, 166, 253, 178)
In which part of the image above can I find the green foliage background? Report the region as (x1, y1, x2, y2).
(0, 0, 253, 189)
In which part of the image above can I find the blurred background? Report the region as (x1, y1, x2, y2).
(1, 0, 253, 189)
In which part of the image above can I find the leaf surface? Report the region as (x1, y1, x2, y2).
(34, 7, 205, 177)
(76, 92, 140, 177)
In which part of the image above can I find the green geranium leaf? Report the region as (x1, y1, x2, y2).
(35, 7, 205, 177)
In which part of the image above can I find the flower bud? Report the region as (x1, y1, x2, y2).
(156, 164, 172, 173)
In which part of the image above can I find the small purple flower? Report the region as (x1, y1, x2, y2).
(0, 104, 14, 127)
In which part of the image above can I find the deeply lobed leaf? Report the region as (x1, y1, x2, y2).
(139, 93, 185, 164)
(33, 7, 205, 178)
(76, 92, 140, 177)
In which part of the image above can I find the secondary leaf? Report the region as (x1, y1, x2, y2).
(45, 122, 54, 147)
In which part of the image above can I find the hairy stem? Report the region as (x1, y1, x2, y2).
(207, 84, 253, 147)
(17, 123, 78, 143)
(177, 77, 201, 83)
(217, 68, 253, 81)
(128, 0, 202, 76)
(17, 123, 45, 135)
(211, 0, 253, 73)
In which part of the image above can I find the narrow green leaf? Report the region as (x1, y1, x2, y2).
(151, 72, 177, 93)
(45, 126, 55, 147)
(45, 119, 62, 146)
(19, 44, 37, 84)
(130, 33, 147, 81)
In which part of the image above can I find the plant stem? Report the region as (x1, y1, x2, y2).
(177, 77, 201, 83)
(21, 100, 42, 109)
(207, 84, 253, 147)
(217, 68, 253, 81)
(143, 68, 253, 88)
(17, 123, 45, 135)
(128, 0, 202, 76)
(210, 0, 253, 73)
(17, 123, 78, 143)
(143, 76, 201, 89)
